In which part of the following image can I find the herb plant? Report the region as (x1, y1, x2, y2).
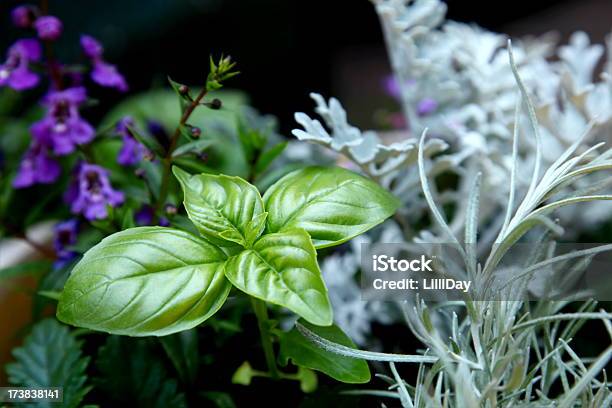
(2, 0, 612, 406)
(56, 164, 399, 334)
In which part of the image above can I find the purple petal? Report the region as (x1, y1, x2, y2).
(7, 67, 39, 90)
(13, 143, 60, 188)
(117, 136, 143, 166)
(80, 35, 103, 59)
(67, 118, 95, 145)
(91, 61, 128, 92)
(14, 39, 42, 61)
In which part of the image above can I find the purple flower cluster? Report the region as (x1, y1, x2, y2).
(6, 5, 129, 218)
(65, 163, 125, 220)
(81, 35, 128, 92)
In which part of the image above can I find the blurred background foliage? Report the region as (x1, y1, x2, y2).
(2, 0, 610, 134)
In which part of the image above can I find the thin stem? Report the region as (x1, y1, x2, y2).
(40, 0, 64, 90)
(250, 297, 279, 379)
(154, 87, 208, 218)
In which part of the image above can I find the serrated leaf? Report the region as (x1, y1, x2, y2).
(57, 227, 231, 336)
(263, 166, 400, 248)
(95, 336, 187, 408)
(254, 141, 287, 175)
(278, 319, 370, 384)
(173, 166, 264, 246)
(224, 228, 332, 325)
(6, 319, 91, 408)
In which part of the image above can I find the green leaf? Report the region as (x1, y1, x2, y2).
(244, 211, 267, 247)
(172, 139, 216, 158)
(278, 319, 371, 384)
(0, 260, 51, 281)
(127, 124, 165, 156)
(200, 392, 237, 408)
(224, 228, 332, 325)
(160, 329, 199, 384)
(167, 76, 191, 113)
(57, 227, 231, 336)
(254, 141, 288, 175)
(263, 166, 400, 248)
(95, 336, 187, 408)
(173, 166, 264, 247)
(6, 319, 91, 408)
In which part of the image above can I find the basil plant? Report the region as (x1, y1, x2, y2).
(57, 165, 399, 336)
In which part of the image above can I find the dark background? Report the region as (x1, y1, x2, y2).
(1, 0, 611, 133)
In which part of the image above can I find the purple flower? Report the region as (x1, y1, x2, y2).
(53, 219, 79, 268)
(116, 117, 144, 166)
(0, 39, 42, 91)
(11, 6, 37, 28)
(80, 35, 128, 92)
(135, 205, 169, 227)
(31, 87, 95, 155)
(65, 163, 124, 220)
(34, 16, 63, 41)
(417, 98, 438, 116)
(13, 139, 61, 188)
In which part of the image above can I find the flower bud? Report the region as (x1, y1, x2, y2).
(178, 85, 189, 95)
(191, 126, 201, 138)
(164, 204, 178, 215)
(11, 6, 37, 29)
(34, 16, 63, 41)
(210, 98, 222, 110)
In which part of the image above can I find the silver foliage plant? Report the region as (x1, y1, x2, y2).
(290, 0, 612, 405)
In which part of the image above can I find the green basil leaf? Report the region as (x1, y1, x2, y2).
(173, 166, 264, 247)
(278, 319, 370, 384)
(224, 228, 332, 325)
(263, 166, 400, 248)
(57, 227, 231, 336)
(244, 211, 267, 247)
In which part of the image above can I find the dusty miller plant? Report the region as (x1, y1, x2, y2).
(297, 49, 612, 405)
(291, 0, 612, 346)
(289, 0, 612, 405)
